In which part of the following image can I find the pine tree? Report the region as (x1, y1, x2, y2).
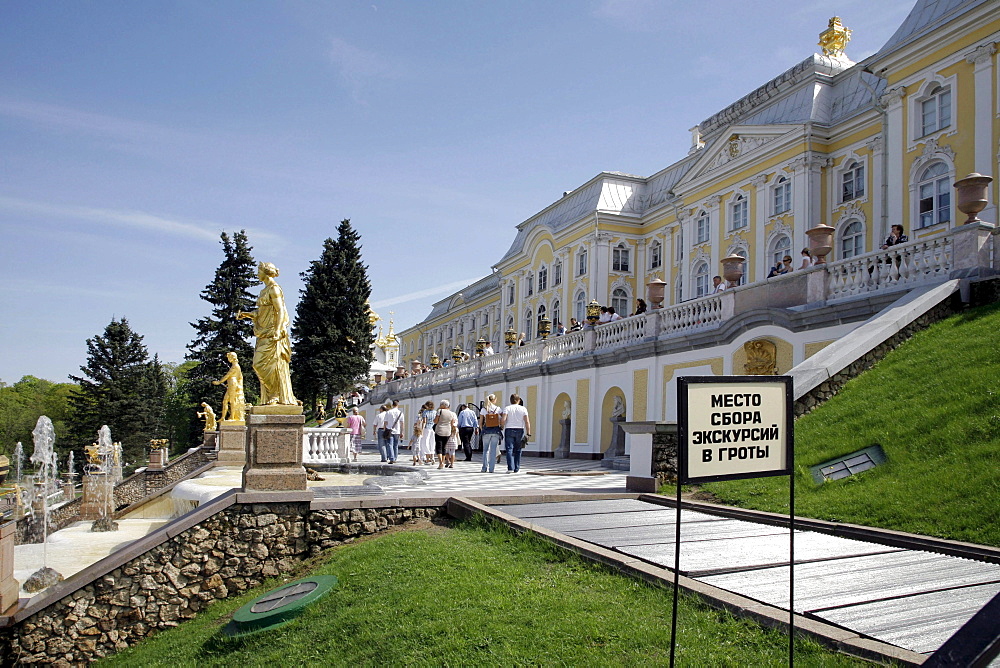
(68, 318, 167, 465)
(292, 219, 375, 411)
(184, 230, 258, 445)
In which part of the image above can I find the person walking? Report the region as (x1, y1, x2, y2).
(384, 400, 404, 464)
(501, 394, 530, 473)
(345, 407, 366, 462)
(457, 403, 478, 462)
(479, 394, 503, 473)
(373, 404, 389, 462)
(418, 401, 437, 464)
(433, 400, 458, 469)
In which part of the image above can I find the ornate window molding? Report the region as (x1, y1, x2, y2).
(838, 219, 865, 259)
(728, 190, 749, 233)
(771, 175, 792, 215)
(695, 209, 711, 244)
(909, 74, 956, 144)
(836, 153, 867, 205)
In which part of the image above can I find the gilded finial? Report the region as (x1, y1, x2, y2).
(818, 16, 851, 58)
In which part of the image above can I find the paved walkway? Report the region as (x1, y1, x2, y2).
(492, 498, 1000, 661)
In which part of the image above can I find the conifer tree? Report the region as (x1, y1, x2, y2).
(68, 318, 167, 465)
(184, 230, 258, 444)
(292, 219, 374, 411)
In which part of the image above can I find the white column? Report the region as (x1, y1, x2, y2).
(706, 195, 722, 288)
(866, 135, 886, 243)
(751, 173, 769, 281)
(680, 212, 693, 301)
(593, 232, 611, 304)
(967, 42, 997, 223)
(881, 87, 906, 232)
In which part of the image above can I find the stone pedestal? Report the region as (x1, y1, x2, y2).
(0, 520, 19, 614)
(147, 448, 167, 471)
(620, 422, 678, 492)
(556, 419, 571, 458)
(216, 422, 247, 466)
(62, 480, 75, 502)
(243, 407, 309, 494)
(79, 474, 112, 521)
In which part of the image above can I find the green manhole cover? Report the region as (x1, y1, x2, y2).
(224, 575, 339, 638)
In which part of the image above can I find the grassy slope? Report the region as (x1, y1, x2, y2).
(700, 301, 1000, 546)
(101, 519, 862, 667)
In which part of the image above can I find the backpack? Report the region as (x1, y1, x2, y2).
(483, 407, 501, 428)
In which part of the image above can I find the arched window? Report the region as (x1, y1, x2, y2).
(772, 176, 791, 214)
(696, 210, 710, 244)
(842, 161, 865, 202)
(525, 273, 534, 296)
(649, 240, 662, 269)
(921, 85, 952, 137)
(538, 265, 548, 291)
(840, 220, 864, 259)
(770, 235, 791, 267)
(553, 260, 563, 286)
(577, 248, 588, 276)
(574, 290, 586, 322)
(734, 249, 748, 286)
(917, 162, 951, 229)
(612, 243, 631, 272)
(611, 288, 629, 315)
(694, 262, 710, 298)
(552, 299, 561, 330)
(506, 316, 514, 333)
(676, 275, 683, 302)
(730, 195, 748, 230)
(523, 309, 533, 341)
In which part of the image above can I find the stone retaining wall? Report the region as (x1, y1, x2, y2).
(0, 496, 444, 665)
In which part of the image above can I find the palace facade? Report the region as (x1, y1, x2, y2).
(372, 0, 999, 458)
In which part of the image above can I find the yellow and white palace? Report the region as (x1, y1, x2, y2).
(370, 0, 1000, 459)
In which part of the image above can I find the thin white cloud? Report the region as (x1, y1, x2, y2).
(0, 195, 223, 243)
(0, 97, 188, 144)
(371, 277, 484, 309)
(328, 37, 405, 101)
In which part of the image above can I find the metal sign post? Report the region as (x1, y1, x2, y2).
(671, 376, 794, 668)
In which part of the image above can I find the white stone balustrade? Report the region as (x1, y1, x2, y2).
(827, 236, 954, 300)
(657, 294, 725, 333)
(546, 329, 586, 360)
(595, 313, 649, 350)
(302, 427, 351, 464)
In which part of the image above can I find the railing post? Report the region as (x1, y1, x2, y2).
(583, 326, 597, 353)
(950, 221, 995, 278)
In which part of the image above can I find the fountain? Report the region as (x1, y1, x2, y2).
(88, 426, 119, 532)
(21, 416, 63, 593)
(14, 442, 24, 483)
(63, 451, 77, 501)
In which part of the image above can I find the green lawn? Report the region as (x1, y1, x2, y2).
(688, 301, 1000, 547)
(101, 517, 865, 667)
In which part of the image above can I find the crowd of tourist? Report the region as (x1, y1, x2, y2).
(371, 394, 532, 473)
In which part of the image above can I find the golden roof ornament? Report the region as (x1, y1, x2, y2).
(366, 300, 380, 328)
(819, 16, 851, 58)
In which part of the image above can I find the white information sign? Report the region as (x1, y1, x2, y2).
(678, 376, 792, 483)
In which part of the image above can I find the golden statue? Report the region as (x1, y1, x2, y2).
(744, 340, 777, 375)
(238, 262, 297, 405)
(818, 17, 851, 58)
(85, 443, 100, 466)
(198, 402, 217, 431)
(213, 351, 247, 422)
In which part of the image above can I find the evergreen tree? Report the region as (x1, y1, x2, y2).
(68, 318, 167, 466)
(292, 219, 374, 410)
(184, 230, 258, 445)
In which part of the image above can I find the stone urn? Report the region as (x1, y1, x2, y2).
(806, 224, 836, 264)
(646, 278, 667, 309)
(720, 254, 745, 286)
(954, 173, 993, 224)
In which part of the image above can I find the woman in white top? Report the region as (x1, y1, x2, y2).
(501, 394, 531, 473)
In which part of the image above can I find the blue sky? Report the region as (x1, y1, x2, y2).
(1, 0, 914, 383)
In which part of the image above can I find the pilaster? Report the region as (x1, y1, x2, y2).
(751, 173, 769, 281)
(880, 87, 906, 237)
(967, 42, 996, 223)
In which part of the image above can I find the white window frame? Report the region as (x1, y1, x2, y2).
(526, 272, 534, 296)
(553, 260, 562, 286)
(649, 240, 662, 269)
(538, 265, 548, 292)
(915, 161, 952, 229)
(574, 290, 586, 322)
(577, 248, 588, 276)
(523, 309, 533, 341)
(840, 159, 866, 203)
(729, 194, 748, 231)
(507, 284, 514, 305)
(769, 234, 791, 267)
(611, 287, 629, 315)
(695, 210, 710, 244)
(911, 76, 956, 141)
(693, 262, 710, 298)
(612, 243, 631, 272)
(772, 176, 791, 215)
(552, 299, 561, 329)
(839, 219, 865, 259)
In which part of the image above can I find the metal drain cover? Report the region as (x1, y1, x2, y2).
(224, 575, 338, 638)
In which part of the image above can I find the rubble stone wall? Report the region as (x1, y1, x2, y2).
(0, 500, 443, 665)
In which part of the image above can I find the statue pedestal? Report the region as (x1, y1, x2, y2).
(216, 423, 247, 466)
(556, 419, 571, 458)
(79, 474, 110, 521)
(147, 448, 167, 471)
(242, 407, 309, 494)
(0, 520, 19, 614)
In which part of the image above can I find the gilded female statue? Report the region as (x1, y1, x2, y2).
(213, 351, 247, 422)
(238, 262, 298, 405)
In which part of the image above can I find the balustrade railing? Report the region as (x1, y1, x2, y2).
(302, 427, 350, 464)
(546, 329, 586, 360)
(480, 352, 507, 374)
(826, 236, 953, 300)
(594, 313, 648, 350)
(658, 294, 724, 333)
(510, 343, 543, 369)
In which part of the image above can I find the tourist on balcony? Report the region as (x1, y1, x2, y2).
(373, 404, 389, 462)
(781, 256, 794, 273)
(518, 332, 527, 346)
(799, 248, 812, 269)
(346, 407, 365, 462)
(433, 400, 458, 469)
(479, 394, 503, 473)
(501, 394, 531, 473)
(712, 276, 727, 293)
(632, 299, 647, 316)
(483, 341, 495, 355)
(418, 401, 436, 465)
(569, 318, 583, 332)
(881, 224, 908, 249)
(556, 322, 566, 336)
(457, 403, 478, 462)
(767, 261, 782, 278)
(608, 307, 622, 322)
(599, 306, 611, 323)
